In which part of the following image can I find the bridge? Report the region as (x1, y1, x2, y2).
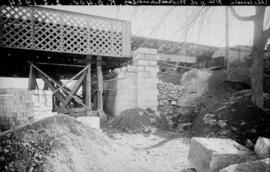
(0, 6, 132, 117)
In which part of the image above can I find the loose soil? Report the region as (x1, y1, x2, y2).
(0, 115, 193, 172)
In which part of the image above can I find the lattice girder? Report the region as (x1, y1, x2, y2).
(0, 6, 131, 57)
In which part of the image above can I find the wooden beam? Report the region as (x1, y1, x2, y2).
(97, 56, 104, 116)
(39, 74, 65, 104)
(158, 61, 195, 70)
(63, 71, 86, 106)
(85, 63, 92, 111)
(28, 62, 90, 111)
(39, 73, 75, 115)
(28, 64, 37, 90)
(52, 64, 90, 95)
(36, 62, 85, 68)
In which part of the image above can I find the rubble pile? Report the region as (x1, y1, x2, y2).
(157, 81, 184, 128)
(158, 81, 183, 108)
(192, 90, 270, 149)
(157, 69, 211, 130)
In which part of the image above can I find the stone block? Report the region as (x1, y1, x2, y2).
(149, 60, 158, 66)
(133, 53, 145, 60)
(134, 59, 150, 66)
(254, 137, 270, 159)
(127, 100, 136, 107)
(219, 158, 270, 172)
(136, 65, 145, 71)
(188, 137, 255, 172)
(133, 48, 157, 55)
(124, 72, 137, 78)
(76, 116, 100, 130)
(144, 54, 157, 61)
(126, 66, 137, 72)
(145, 66, 159, 73)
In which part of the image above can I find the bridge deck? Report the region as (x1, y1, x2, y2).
(0, 6, 131, 58)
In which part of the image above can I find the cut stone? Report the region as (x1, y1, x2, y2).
(219, 158, 270, 172)
(76, 116, 100, 130)
(254, 137, 270, 159)
(188, 137, 255, 172)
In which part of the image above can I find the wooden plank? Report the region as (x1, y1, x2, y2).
(97, 56, 104, 114)
(86, 63, 92, 110)
(52, 64, 90, 95)
(39, 73, 75, 116)
(158, 61, 195, 70)
(39, 74, 66, 104)
(36, 62, 85, 68)
(63, 71, 86, 106)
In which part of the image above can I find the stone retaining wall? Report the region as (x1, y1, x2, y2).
(0, 88, 56, 131)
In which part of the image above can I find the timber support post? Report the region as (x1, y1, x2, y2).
(97, 56, 105, 119)
(85, 55, 92, 115)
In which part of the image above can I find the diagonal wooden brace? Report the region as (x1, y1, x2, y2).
(63, 71, 87, 106)
(52, 64, 90, 95)
(38, 73, 75, 115)
(28, 62, 90, 111)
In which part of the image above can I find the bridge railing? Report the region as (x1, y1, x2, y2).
(0, 6, 131, 58)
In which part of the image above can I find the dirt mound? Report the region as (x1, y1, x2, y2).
(110, 108, 157, 133)
(0, 115, 158, 172)
(192, 90, 270, 149)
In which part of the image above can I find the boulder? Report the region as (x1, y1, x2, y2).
(188, 137, 255, 172)
(254, 137, 270, 159)
(219, 158, 270, 172)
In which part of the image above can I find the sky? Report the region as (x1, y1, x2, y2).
(48, 6, 270, 48)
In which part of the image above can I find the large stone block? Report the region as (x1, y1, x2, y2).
(134, 59, 150, 66)
(254, 137, 270, 159)
(145, 66, 159, 73)
(188, 137, 255, 172)
(136, 65, 145, 71)
(133, 48, 157, 56)
(219, 158, 270, 172)
(144, 54, 157, 61)
(76, 116, 100, 130)
(149, 60, 158, 66)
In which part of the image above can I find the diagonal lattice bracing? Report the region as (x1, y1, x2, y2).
(0, 6, 131, 57)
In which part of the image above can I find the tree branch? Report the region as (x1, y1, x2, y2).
(229, 7, 256, 21)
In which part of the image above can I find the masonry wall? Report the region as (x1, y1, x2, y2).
(112, 48, 159, 116)
(0, 88, 56, 131)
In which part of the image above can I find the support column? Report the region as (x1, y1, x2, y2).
(86, 57, 92, 111)
(28, 64, 37, 90)
(97, 56, 105, 119)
